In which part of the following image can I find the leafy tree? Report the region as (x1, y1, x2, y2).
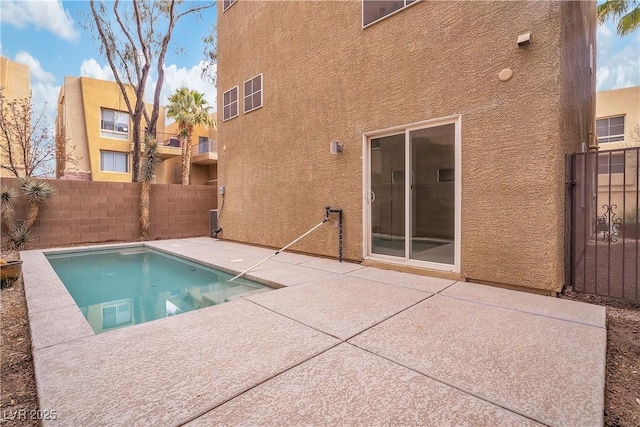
(166, 88, 214, 185)
(598, 0, 640, 36)
(85, 0, 215, 182)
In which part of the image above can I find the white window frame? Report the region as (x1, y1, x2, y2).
(100, 108, 130, 140)
(597, 152, 625, 175)
(223, 0, 237, 12)
(596, 115, 625, 144)
(223, 86, 239, 121)
(100, 150, 129, 173)
(362, 115, 462, 273)
(362, 0, 420, 28)
(243, 74, 263, 114)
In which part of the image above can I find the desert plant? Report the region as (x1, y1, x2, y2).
(139, 138, 161, 241)
(21, 179, 53, 231)
(0, 186, 17, 232)
(7, 224, 32, 251)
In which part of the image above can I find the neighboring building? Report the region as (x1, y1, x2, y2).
(0, 56, 30, 178)
(55, 76, 217, 184)
(156, 114, 218, 186)
(216, 1, 596, 294)
(594, 86, 640, 228)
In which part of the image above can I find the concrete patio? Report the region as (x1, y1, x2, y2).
(21, 237, 606, 426)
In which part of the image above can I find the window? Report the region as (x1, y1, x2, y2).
(223, 87, 239, 121)
(362, 0, 418, 27)
(100, 151, 129, 173)
(198, 136, 209, 154)
(597, 153, 625, 174)
(100, 109, 130, 140)
(596, 115, 625, 143)
(243, 74, 263, 113)
(223, 0, 236, 12)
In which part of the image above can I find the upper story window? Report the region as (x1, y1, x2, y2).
(596, 115, 625, 144)
(223, 0, 236, 12)
(223, 87, 239, 121)
(198, 136, 209, 154)
(243, 74, 263, 114)
(363, 0, 418, 27)
(597, 152, 625, 175)
(100, 109, 130, 140)
(100, 150, 129, 173)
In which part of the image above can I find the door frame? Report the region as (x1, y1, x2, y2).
(362, 115, 461, 272)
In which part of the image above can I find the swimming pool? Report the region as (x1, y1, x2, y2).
(46, 246, 271, 334)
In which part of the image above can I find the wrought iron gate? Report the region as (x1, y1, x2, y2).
(567, 147, 640, 301)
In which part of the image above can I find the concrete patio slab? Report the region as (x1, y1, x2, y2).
(300, 258, 367, 274)
(347, 266, 456, 293)
(28, 305, 93, 350)
(246, 276, 431, 340)
(442, 281, 607, 327)
(34, 299, 340, 426)
(245, 260, 340, 287)
(187, 343, 543, 427)
(349, 294, 607, 427)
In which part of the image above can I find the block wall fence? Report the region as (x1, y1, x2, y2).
(1, 178, 217, 249)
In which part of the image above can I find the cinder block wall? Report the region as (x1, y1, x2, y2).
(1, 178, 217, 248)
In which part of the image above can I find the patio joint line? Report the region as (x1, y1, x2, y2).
(342, 272, 451, 295)
(440, 293, 606, 329)
(346, 342, 553, 427)
(176, 341, 343, 426)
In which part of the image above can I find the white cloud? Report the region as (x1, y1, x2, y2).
(79, 58, 115, 81)
(0, 0, 80, 42)
(155, 61, 217, 111)
(596, 23, 640, 91)
(14, 51, 56, 84)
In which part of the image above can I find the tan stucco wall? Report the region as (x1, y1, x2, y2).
(217, 0, 595, 292)
(0, 56, 30, 178)
(596, 86, 640, 150)
(57, 77, 92, 175)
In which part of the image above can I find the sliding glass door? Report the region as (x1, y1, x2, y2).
(368, 119, 458, 269)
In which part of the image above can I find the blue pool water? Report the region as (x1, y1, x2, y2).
(46, 247, 270, 334)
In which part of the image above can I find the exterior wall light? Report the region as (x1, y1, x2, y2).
(330, 141, 343, 154)
(517, 32, 531, 47)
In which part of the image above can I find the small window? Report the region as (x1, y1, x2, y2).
(100, 151, 129, 173)
(362, 0, 418, 27)
(223, 87, 239, 121)
(100, 109, 130, 140)
(596, 115, 625, 143)
(223, 0, 236, 12)
(198, 136, 209, 154)
(597, 153, 625, 175)
(243, 74, 263, 114)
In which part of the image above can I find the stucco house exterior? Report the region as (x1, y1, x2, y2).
(0, 56, 31, 178)
(55, 76, 217, 185)
(216, 0, 596, 294)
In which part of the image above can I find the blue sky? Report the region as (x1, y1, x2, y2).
(1, 0, 217, 129)
(1, 1, 639, 133)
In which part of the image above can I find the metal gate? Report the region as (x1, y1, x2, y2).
(567, 147, 640, 301)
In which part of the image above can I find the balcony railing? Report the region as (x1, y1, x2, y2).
(194, 139, 218, 155)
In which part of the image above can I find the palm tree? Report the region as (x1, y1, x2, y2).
(166, 88, 214, 185)
(598, 0, 640, 36)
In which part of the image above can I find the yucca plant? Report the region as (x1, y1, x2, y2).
(0, 186, 18, 233)
(140, 138, 161, 241)
(7, 224, 32, 251)
(21, 179, 53, 231)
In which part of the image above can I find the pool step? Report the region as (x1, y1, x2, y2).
(200, 284, 266, 306)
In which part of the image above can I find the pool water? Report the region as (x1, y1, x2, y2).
(46, 247, 270, 334)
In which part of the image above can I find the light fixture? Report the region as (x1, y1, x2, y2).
(330, 141, 343, 154)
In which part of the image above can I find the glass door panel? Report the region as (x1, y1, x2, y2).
(409, 124, 455, 264)
(370, 134, 405, 257)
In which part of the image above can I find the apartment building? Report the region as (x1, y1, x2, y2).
(0, 56, 30, 178)
(216, 0, 596, 293)
(55, 76, 217, 184)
